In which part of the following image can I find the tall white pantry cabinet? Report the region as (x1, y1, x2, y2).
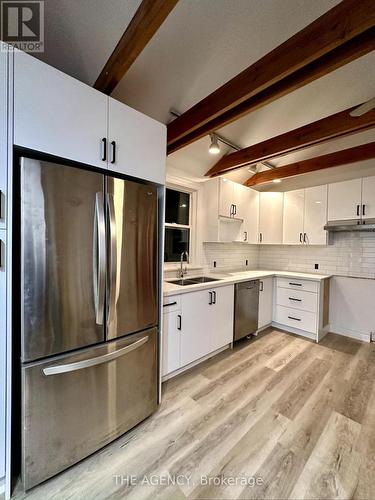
(0, 45, 167, 498)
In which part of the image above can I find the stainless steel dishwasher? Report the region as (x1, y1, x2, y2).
(234, 280, 260, 341)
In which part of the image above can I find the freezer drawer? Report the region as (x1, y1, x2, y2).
(22, 328, 158, 490)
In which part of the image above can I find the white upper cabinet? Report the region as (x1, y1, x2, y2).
(0, 46, 7, 228)
(304, 185, 328, 245)
(243, 188, 259, 244)
(283, 185, 328, 245)
(259, 192, 284, 244)
(14, 50, 108, 169)
(218, 178, 236, 218)
(283, 190, 305, 245)
(107, 97, 166, 185)
(327, 178, 362, 221)
(13, 51, 166, 184)
(361, 176, 375, 220)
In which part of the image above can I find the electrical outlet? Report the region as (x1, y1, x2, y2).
(314, 264, 319, 270)
(213, 261, 217, 268)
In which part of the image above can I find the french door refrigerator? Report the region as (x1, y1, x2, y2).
(19, 157, 159, 490)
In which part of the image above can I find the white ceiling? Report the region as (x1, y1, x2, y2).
(33, 0, 375, 191)
(33, 0, 141, 85)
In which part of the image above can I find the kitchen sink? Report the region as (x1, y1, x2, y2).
(167, 279, 199, 286)
(188, 276, 221, 283)
(167, 276, 222, 286)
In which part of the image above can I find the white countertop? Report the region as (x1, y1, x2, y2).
(163, 270, 331, 297)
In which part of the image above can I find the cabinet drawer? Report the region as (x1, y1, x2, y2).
(277, 277, 318, 293)
(275, 305, 317, 334)
(276, 287, 318, 313)
(163, 295, 181, 312)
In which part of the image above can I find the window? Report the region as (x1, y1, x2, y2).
(164, 188, 191, 262)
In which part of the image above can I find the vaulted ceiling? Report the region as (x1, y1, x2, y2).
(34, 0, 375, 190)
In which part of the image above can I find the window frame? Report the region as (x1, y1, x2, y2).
(164, 182, 196, 264)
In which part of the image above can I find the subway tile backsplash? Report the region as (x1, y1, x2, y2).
(203, 232, 375, 278)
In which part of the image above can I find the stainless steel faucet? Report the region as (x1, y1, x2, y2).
(179, 251, 189, 278)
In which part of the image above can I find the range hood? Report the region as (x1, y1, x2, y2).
(324, 219, 375, 232)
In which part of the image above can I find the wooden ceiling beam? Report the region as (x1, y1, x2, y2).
(167, 0, 375, 150)
(168, 27, 375, 154)
(206, 105, 375, 177)
(94, 0, 178, 95)
(244, 142, 375, 187)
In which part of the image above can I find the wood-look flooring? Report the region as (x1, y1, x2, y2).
(15, 329, 375, 500)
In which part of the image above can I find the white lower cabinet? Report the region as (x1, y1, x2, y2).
(273, 277, 328, 341)
(210, 285, 235, 351)
(180, 289, 213, 367)
(258, 277, 273, 330)
(162, 285, 234, 377)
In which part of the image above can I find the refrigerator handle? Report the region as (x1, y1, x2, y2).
(94, 193, 106, 325)
(42, 336, 149, 376)
(107, 193, 118, 325)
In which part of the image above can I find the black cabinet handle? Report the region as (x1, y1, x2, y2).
(299, 232, 303, 243)
(234, 204, 237, 216)
(289, 297, 302, 302)
(177, 314, 182, 330)
(244, 231, 248, 242)
(357, 204, 360, 216)
(260, 281, 264, 292)
(208, 291, 213, 305)
(288, 316, 301, 321)
(110, 140, 116, 164)
(289, 282, 302, 286)
(259, 232, 263, 243)
(163, 301, 177, 307)
(303, 233, 307, 243)
(212, 291, 216, 304)
(363, 204, 366, 216)
(101, 138, 107, 161)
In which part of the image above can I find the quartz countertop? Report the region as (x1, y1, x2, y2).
(163, 270, 331, 297)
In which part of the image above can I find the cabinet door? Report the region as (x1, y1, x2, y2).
(259, 192, 284, 244)
(210, 285, 234, 351)
(361, 176, 375, 219)
(240, 187, 259, 243)
(0, 230, 6, 478)
(180, 290, 212, 366)
(283, 190, 304, 245)
(304, 185, 328, 245)
(14, 50, 108, 169)
(327, 179, 362, 221)
(108, 97, 166, 184)
(233, 183, 249, 220)
(0, 45, 7, 228)
(258, 277, 273, 329)
(218, 178, 235, 217)
(162, 311, 181, 376)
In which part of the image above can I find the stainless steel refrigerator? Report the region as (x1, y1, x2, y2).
(19, 157, 159, 490)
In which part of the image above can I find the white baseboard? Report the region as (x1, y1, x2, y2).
(271, 322, 317, 341)
(328, 324, 371, 343)
(162, 344, 231, 382)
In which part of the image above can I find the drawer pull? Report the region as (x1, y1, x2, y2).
(163, 301, 177, 307)
(288, 316, 301, 321)
(289, 282, 302, 286)
(289, 297, 302, 302)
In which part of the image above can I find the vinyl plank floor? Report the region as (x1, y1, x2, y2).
(15, 330, 375, 500)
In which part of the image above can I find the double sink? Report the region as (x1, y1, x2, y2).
(167, 276, 222, 287)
